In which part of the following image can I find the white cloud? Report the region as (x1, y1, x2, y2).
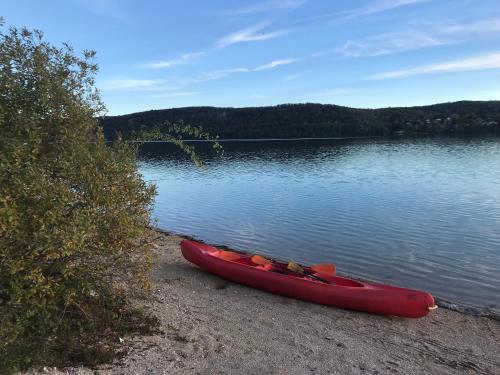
(216, 23, 289, 49)
(152, 91, 200, 98)
(254, 58, 297, 71)
(195, 59, 296, 79)
(438, 18, 500, 35)
(285, 73, 301, 81)
(312, 51, 328, 57)
(144, 52, 204, 69)
(100, 79, 161, 90)
(198, 68, 251, 82)
(369, 52, 500, 80)
(341, 0, 430, 19)
(100, 79, 181, 92)
(341, 18, 500, 58)
(341, 31, 453, 57)
(186, 57, 298, 84)
(227, 0, 306, 15)
(297, 0, 429, 23)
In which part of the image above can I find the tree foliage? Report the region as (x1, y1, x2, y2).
(133, 121, 222, 167)
(0, 24, 158, 373)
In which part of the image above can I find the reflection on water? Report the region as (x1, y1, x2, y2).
(139, 137, 500, 311)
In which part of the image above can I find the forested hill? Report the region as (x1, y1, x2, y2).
(101, 101, 500, 139)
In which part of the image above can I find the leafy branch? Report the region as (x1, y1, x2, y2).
(128, 121, 223, 167)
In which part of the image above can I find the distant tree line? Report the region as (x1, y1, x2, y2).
(101, 101, 500, 140)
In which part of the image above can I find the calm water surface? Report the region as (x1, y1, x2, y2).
(139, 137, 500, 311)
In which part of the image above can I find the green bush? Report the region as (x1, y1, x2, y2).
(0, 23, 158, 373)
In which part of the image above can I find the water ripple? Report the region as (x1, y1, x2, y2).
(141, 137, 500, 312)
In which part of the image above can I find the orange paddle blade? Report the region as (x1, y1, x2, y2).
(219, 250, 242, 262)
(311, 263, 336, 276)
(251, 255, 272, 266)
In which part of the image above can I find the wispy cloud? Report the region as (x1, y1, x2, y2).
(196, 68, 250, 82)
(100, 79, 181, 92)
(341, 18, 500, 57)
(297, 0, 429, 24)
(312, 51, 329, 57)
(144, 52, 204, 69)
(211, 58, 297, 78)
(100, 79, 162, 91)
(151, 91, 200, 98)
(339, 0, 430, 20)
(369, 52, 500, 80)
(227, 0, 306, 15)
(438, 17, 500, 35)
(254, 58, 297, 71)
(285, 73, 301, 81)
(216, 22, 289, 49)
(181, 57, 298, 85)
(341, 31, 452, 57)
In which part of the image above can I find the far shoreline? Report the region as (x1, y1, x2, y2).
(133, 133, 500, 143)
(139, 136, 380, 142)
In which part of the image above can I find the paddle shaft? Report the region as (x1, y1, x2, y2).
(304, 271, 330, 284)
(280, 268, 331, 284)
(252, 255, 331, 284)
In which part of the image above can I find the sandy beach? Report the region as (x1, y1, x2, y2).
(40, 231, 500, 375)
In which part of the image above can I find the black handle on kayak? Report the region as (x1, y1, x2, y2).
(305, 271, 331, 284)
(284, 269, 331, 284)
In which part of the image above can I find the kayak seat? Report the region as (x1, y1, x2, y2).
(256, 264, 274, 271)
(218, 250, 243, 262)
(234, 258, 256, 266)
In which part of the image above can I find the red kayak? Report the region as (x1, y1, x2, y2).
(180, 240, 437, 318)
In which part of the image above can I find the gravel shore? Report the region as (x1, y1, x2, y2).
(39, 232, 500, 375)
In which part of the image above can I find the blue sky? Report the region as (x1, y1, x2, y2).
(3, 0, 500, 115)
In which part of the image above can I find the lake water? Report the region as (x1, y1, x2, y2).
(139, 137, 500, 312)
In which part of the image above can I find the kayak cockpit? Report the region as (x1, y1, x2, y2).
(207, 249, 365, 287)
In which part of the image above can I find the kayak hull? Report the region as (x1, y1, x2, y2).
(180, 240, 435, 318)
